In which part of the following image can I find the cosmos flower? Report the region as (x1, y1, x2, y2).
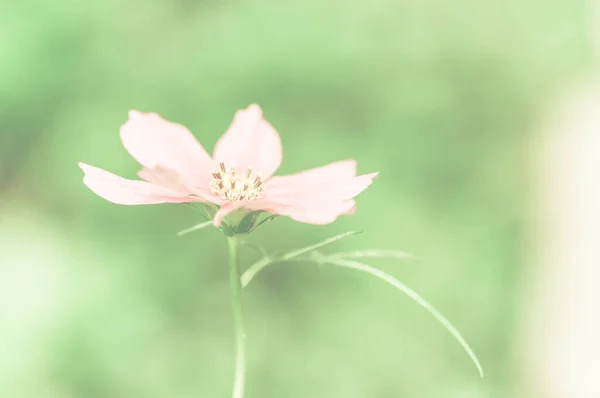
(79, 104, 378, 228)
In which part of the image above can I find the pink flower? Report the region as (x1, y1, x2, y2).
(79, 104, 379, 228)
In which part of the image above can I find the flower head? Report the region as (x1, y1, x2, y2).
(79, 104, 379, 228)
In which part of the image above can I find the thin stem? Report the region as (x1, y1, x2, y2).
(227, 236, 246, 398)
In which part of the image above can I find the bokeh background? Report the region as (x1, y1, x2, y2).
(1, 1, 598, 397)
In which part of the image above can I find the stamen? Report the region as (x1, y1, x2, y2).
(210, 162, 265, 202)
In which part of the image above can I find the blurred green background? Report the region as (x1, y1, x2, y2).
(0, 0, 592, 397)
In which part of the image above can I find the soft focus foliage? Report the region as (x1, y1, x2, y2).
(0, 0, 588, 397)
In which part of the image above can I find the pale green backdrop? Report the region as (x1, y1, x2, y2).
(0, 0, 590, 397)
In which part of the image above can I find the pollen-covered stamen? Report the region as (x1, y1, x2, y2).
(210, 162, 264, 202)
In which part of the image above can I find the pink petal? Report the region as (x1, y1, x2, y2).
(266, 160, 357, 192)
(264, 160, 377, 205)
(248, 162, 379, 225)
(137, 165, 224, 205)
(79, 163, 194, 205)
(287, 200, 357, 224)
(255, 199, 357, 224)
(213, 202, 240, 227)
(213, 104, 282, 179)
(137, 165, 189, 192)
(121, 111, 215, 188)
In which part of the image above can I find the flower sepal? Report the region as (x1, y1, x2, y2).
(222, 210, 278, 236)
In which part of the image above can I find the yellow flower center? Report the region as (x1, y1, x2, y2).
(210, 162, 264, 202)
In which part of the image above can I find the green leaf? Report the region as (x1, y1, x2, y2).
(181, 203, 209, 220)
(177, 220, 213, 237)
(329, 249, 418, 262)
(280, 231, 362, 260)
(236, 210, 262, 234)
(321, 257, 484, 378)
(241, 240, 269, 258)
(181, 203, 219, 221)
(220, 222, 236, 237)
(240, 230, 361, 287)
(202, 203, 218, 219)
(250, 213, 278, 231)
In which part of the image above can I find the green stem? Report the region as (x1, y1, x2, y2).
(227, 236, 246, 398)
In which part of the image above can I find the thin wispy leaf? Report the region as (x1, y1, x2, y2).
(321, 257, 484, 378)
(241, 231, 360, 286)
(177, 220, 213, 237)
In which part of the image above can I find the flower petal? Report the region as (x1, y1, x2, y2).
(264, 159, 377, 203)
(79, 163, 194, 205)
(120, 111, 215, 188)
(249, 161, 378, 225)
(262, 200, 357, 224)
(213, 104, 282, 179)
(265, 160, 357, 199)
(213, 202, 244, 227)
(137, 165, 189, 192)
(138, 165, 224, 205)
